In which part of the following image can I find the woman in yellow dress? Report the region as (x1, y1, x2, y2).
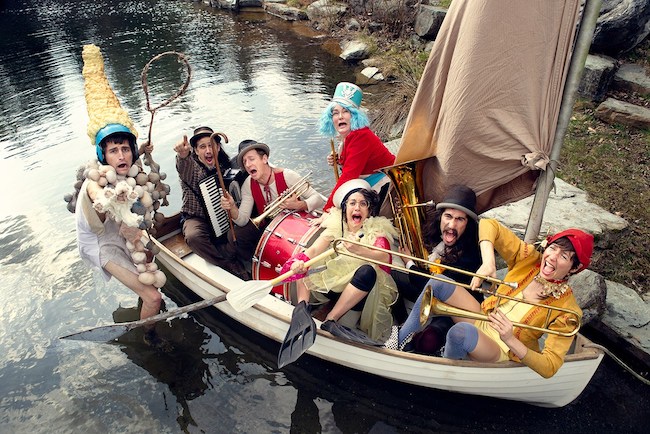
(282, 179, 398, 341)
(392, 218, 593, 378)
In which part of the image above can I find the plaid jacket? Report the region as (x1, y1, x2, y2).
(176, 153, 217, 219)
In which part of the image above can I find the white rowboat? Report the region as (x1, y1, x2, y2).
(153, 216, 604, 408)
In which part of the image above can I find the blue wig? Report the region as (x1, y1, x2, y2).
(318, 101, 370, 137)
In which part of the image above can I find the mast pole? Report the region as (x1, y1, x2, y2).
(524, 0, 603, 242)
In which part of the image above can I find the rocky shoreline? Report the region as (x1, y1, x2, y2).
(192, 0, 650, 379)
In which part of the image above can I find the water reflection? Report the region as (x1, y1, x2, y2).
(114, 305, 212, 433)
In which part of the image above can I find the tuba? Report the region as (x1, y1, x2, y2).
(382, 160, 429, 260)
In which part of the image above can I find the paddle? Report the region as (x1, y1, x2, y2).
(60, 294, 226, 342)
(227, 248, 335, 312)
(277, 300, 316, 368)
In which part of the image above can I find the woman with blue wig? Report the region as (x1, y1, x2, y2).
(319, 82, 395, 211)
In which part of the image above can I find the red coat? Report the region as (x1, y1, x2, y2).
(324, 127, 395, 210)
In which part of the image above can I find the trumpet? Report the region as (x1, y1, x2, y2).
(419, 286, 581, 337)
(250, 172, 312, 228)
(331, 238, 518, 289)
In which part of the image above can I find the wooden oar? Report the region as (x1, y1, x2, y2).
(227, 248, 335, 312)
(60, 295, 226, 342)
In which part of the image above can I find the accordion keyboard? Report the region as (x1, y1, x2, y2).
(198, 175, 230, 237)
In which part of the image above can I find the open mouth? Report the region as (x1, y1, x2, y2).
(116, 162, 129, 171)
(351, 213, 363, 224)
(541, 259, 556, 277)
(442, 229, 457, 244)
(249, 168, 258, 176)
(204, 155, 214, 165)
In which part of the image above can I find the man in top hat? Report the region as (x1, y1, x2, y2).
(174, 126, 249, 279)
(220, 140, 325, 265)
(318, 82, 395, 212)
(388, 184, 482, 352)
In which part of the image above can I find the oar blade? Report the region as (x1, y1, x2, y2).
(226, 280, 273, 312)
(60, 324, 132, 342)
(60, 295, 228, 343)
(277, 301, 316, 368)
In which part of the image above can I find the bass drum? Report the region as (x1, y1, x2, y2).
(252, 210, 322, 301)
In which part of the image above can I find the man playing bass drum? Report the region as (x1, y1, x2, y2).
(220, 141, 325, 267)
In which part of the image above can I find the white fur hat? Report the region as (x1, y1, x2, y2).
(332, 179, 372, 208)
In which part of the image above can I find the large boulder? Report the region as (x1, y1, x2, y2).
(592, 0, 650, 55)
(595, 97, 650, 129)
(589, 280, 650, 367)
(612, 63, 650, 96)
(577, 54, 618, 102)
(414, 5, 447, 40)
(339, 39, 370, 61)
(570, 269, 607, 324)
(306, 0, 348, 22)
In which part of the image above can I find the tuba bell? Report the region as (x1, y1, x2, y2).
(382, 160, 429, 260)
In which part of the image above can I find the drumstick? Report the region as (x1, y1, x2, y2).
(211, 133, 237, 244)
(330, 139, 339, 181)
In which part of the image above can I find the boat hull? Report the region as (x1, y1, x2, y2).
(153, 232, 603, 408)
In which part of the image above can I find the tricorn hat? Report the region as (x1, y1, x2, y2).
(436, 185, 478, 222)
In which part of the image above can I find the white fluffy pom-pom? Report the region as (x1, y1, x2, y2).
(105, 170, 117, 184)
(131, 251, 147, 263)
(128, 164, 140, 178)
(153, 270, 167, 288)
(138, 272, 156, 285)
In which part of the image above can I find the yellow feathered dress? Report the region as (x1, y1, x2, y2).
(303, 208, 398, 341)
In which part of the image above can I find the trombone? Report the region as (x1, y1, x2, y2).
(250, 172, 312, 228)
(332, 238, 518, 289)
(331, 238, 581, 337)
(420, 286, 581, 337)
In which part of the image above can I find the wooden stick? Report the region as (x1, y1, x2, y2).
(211, 133, 237, 243)
(330, 139, 340, 181)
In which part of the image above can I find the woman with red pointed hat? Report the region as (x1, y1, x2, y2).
(387, 218, 593, 378)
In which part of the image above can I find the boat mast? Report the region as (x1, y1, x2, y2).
(524, 0, 603, 242)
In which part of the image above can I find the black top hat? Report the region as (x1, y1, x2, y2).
(189, 126, 214, 147)
(436, 185, 478, 221)
(236, 140, 270, 168)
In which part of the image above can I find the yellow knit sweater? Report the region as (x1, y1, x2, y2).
(479, 219, 582, 378)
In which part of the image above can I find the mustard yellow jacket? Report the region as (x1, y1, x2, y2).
(479, 219, 582, 378)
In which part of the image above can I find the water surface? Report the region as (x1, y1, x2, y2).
(0, 1, 647, 432)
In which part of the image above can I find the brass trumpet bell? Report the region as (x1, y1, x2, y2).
(250, 172, 312, 228)
(418, 286, 581, 337)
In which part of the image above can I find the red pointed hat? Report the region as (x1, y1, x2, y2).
(547, 229, 594, 272)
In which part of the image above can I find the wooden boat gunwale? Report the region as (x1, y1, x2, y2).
(152, 217, 604, 408)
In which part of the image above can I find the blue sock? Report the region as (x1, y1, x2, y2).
(398, 276, 457, 346)
(443, 322, 479, 359)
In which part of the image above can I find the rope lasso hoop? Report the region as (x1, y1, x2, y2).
(141, 51, 192, 151)
(139, 51, 192, 234)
